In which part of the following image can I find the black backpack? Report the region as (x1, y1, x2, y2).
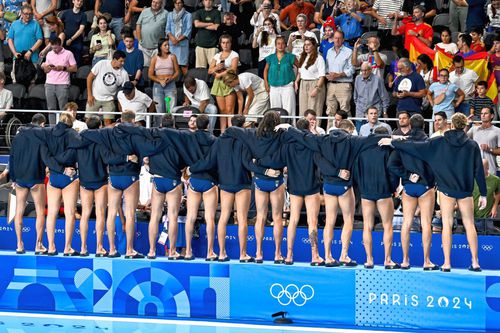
(15, 52, 37, 86)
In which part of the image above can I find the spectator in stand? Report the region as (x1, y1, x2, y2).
(117, 26, 138, 51)
(466, 0, 487, 33)
(296, 37, 325, 117)
(187, 114, 198, 132)
(86, 50, 129, 125)
(31, 0, 56, 42)
(491, 35, 500, 89)
(431, 111, 449, 138)
(314, 0, 343, 27)
(165, 0, 192, 76)
(470, 27, 486, 52)
(122, 33, 144, 88)
(118, 81, 154, 126)
(125, 0, 148, 29)
(457, 33, 476, 57)
(434, 27, 458, 55)
(304, 109, 325, 135)
(393, 58, 427, 115)
(328, 109, 358, 135)
(368, 0, 404, 48)
(473, 159, 500, 234)
(470, 81, 496, 120)
(0, 0, 24, 37)
(90, 15, 115, 67)
(353, 62, 390, 124)
(149, 39, 180, 127)
(7, 4, 43, 65)
(193, 0, 220, 68)
(60, 0, 86, 66)
(0, 72, 13, 118)
(223, 70, 270, 125)
(449, 55, 479, 115)
(449, 0, 468, 33)
(487, 0, 500, 35)
(287, 13, 317, 58)
(359, 106, 392, 136)
(401, 0, 436, 24)
(42, 37, 77, 125)
(334, 0, 364, 48)
(95, 0, 125, 42)
(216, 11, 242, 52)
(64, 102, 87, 132)
(428, 68, 464, 119)
(250, 1, 281, 34)
(39, 16, 64, 58)
(351, 36, 386, 78)
(136, 0, 167, 67)
(391, 5, 433, 49)
(280, 0, 315, 31)
(208, 34, 238, 132)
(319, 17, 334, 60)
(325, 30, 354, 128)
(252, 17, 277, 77)
(182, 76, 218, 132)
(264, 36, 297, 118)
(227, 0, 254, 37)
(467, 107, 500, 176)
(416, 54, 434, 90)
(392, 111, 411, 135)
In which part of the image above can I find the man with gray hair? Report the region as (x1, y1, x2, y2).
(135, 0, 167, 66)
(392, 58, 426, 115)
(351, 36, 387, 78)
(353, 62, 390, 124)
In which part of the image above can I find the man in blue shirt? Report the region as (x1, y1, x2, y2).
(392, 58, 427, 115)
(7, 4, 43, 63)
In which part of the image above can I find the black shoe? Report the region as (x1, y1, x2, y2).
(274, 259, 285, 264)
(310, 261, 325, 267)
(401, 264, 411, 270)
(125, 253, 145, 259)
(47, 251, 59, 256)
(255, 258, 264, 264)
(440, 267, 451, 272)
(468, 265, 482, 272)
(364, 263, 374, 269)
(239, 257, 255, 263)
(35, 250, 48, 255)
(218, 256, 230, 262)
(95, 251, 109, 258)
(340, 260, 358, 267)
(423, 264, 440, 271)
(325, 260, 341, 267)
(168, 255, 184, 260)
(184, 255, 196, 261)
(147, 255, 156, 260)
(385, 263, 401, 270)
(205, 256, 219, 262)
(80, 252, 89, 257)
(63, 251, 80, 257)
(107, 251, 121, 258)
(284, 260, 294, 265)
(15, 249, 25, 254)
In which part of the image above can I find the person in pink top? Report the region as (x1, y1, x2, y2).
(41, 37, 77, 125)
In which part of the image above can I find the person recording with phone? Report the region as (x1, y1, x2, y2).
(252, 17, 278, 76)
(287, 13, 317, 58)
(90, 15, 115, 67)
(332, 0, 364, 48)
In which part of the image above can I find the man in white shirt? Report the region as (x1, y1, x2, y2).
(449, 55, 479, 115)
(117, 81, 154, 126)
(86, 50, 129, 125)
(181, 76, 218, 132)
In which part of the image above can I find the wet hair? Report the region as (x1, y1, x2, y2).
(257, 111, 280, 137)
(121, 110, 136, 123)
(232, 115, 246, 127)
(196, 114, 209, 130)
(338, 119, 355, 131)
(451, 112, 467, 130)
(32, 113, 46, 126)
(59, 111, 74, 127)
(373, 126, 389, 134)
(410, 114, 425, 129)
(161, 114, 176, 128)
(296, 118, 310, 131)
(86, 115, 102, 129)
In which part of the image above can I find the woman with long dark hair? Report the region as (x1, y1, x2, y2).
(90, 15, 115, 66)
(252, 17, 277, 77)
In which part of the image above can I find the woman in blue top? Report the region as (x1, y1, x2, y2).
(428, 68, 465, 119)
(264, 36, 297, 117)
(165, 0, 192, 76)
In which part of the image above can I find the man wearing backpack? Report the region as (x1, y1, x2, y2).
(7, 4, 43, 82)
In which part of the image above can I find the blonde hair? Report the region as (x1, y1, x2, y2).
(338, 119, 355, 132)
(64, 102, 78, 112)
(222, 69, 239, 86)
(59, 111, 74, 127)
(451, 112, 467, 130)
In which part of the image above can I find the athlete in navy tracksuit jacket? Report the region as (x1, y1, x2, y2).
(9, 116, 48, 255)
(387, 124, 437, 270)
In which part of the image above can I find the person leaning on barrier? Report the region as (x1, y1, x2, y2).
(181, 76, 218, 133)
(117, 81, 154, 127)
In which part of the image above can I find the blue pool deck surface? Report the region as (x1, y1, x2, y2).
(0, 312, 484, 333)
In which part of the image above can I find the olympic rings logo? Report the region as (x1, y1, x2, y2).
(482, 245, 493, 251)
(301, 238, 311, 244)
(269, 283, 315, 307)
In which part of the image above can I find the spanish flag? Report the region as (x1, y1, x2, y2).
(408, 36, 435, 64)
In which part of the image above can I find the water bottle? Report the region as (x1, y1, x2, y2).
(164, 96, 171, 114)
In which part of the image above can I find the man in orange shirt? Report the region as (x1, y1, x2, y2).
(391, 5, 433, 50)
(279, 0, 315, 31)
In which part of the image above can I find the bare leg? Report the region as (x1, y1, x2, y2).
(31, 184, 47, 252)
(457, 196, 480, 269)
(14, 186, 29, 252)
(439, 192, 456, 270)
(270, 185, 285, 261)
(361, 198, 375, 267)
(46, 183, 62, 253)
(305, 193, 322, 263)
(218, 190, 235, 259)
(419, 189, 436, 268)
(184, 188, 202, 258)
(286, 194, 304, 263)
(377, 197, 395, 266)
(94, 185, 108, 254)
(62, 180, 79, 254)
(148, 186, 166, 257)
(202, 186, 218, 259)
(323, 193, 339, 263)
(338, 188, 355, 263)
(79, 186, 94, 254)
(401, 192, 418, 268)
(166, 185, 182, 258)
(216, 96, 228, 133)
(106, 185, 123, 255)
(254, 188, 269, 261)
(235, 189, 252, 260)
(123, 181, 140, 256)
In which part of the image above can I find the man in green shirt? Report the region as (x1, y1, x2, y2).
(473, 159, 500, 234)
(193, 0, 221, 68)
